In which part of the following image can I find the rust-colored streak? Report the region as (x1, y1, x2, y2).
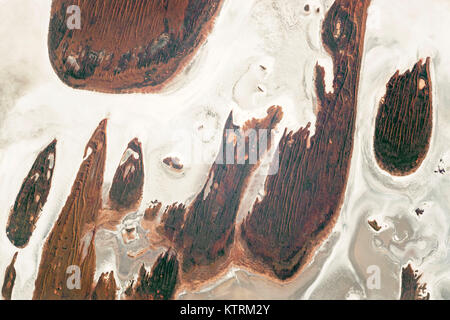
(400, 264, 430, 300)
(33, 120, 107, 300)
(6, 140, 56, 248)
(109, 138, 144, 209)
(91, 271, 117, 300)
(374, 58, 433, 175)
(125, 251, 179, 300)
(49, 0, 224, 93)
(368, 220, 381, 231)
(144, 200, 163, 222)
(160, 203, 186, 242)
(177, 106, 283, 273)
(241, 0, 370, 280)
(2, 252, 18, 300)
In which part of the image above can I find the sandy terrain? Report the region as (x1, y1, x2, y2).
(1, 0, 450, 300)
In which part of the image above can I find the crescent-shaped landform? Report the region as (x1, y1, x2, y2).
(48, 0, 224, 93)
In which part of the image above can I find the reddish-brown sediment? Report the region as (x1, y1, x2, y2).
(176, 106, 283, 275)
(33, 120, 107, 300)
(400, 264, 430, 300)
(95, 138, 145, 232)
(48, 0, 224, 93)
(163, 157, 184, 171)
(124, 251, 179, 300)
(368, 220, 381, 231)
(2, 252, 18, 300)
(241, 0, 370, 280)
(140, 202, 174, 254)
(109, 138, 144, 210)
(374, 58, 433, 176)
(144, 200, 163, 222)
(6, 140, 56, 248)
(91, 271, 117, 300)
(160, 203, 186, 242)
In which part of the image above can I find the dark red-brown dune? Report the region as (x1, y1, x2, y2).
(91, 271, 118, 300)
(125, 251, 179, 300)
(176, 106, 283, 274)
(241, 0, 371, 280)
(400, 264, 430, 300)
(6, 140, 56, 248)
(160, 203, 186, 242)
(2, 252, 18, 300)
(374, 58, 433, 175)
(144, 200, 163, 222)
(49, 0, 224, 93)
(33, 120, 107, 300)
(109, 138, 144, 209)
